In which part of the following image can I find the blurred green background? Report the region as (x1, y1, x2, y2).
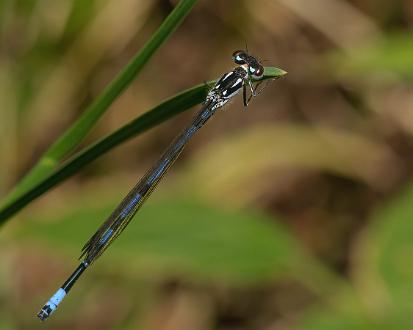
(1, 0, 413, 329)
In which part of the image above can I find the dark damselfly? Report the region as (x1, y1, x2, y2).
(37, 50, 281, 320)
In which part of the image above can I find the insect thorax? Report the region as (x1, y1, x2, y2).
(205, 90, 228, 110)
(206, 66, 248, 110)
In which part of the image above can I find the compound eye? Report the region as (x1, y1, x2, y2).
(249, 64, 264, 79)
(232, 50, 247, 64)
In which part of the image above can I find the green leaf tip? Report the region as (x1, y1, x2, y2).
(263, 66, 288, 78)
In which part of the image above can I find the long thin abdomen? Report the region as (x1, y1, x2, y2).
(80, 102, 216, 264)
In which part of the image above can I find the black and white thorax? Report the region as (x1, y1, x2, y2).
(206, 50, 265, 110)
(206, 66, 248, 110)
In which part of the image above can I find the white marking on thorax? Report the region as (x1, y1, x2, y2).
(231, 78, 243, 88)
(222, 71, 234, 80)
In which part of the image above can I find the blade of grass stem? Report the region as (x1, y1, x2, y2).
(0, 67, 286, 224)
(2, 0, 199, 208)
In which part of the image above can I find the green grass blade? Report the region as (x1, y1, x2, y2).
(263, 67, 287, 77)
(0, 67, 286, 224)
(2, 0, 199, 208)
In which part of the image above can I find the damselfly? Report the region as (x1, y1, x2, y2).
(37, 50, 282, 321)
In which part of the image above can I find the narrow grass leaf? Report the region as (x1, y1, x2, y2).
(0, 67, 285, 224)
(2, 0, 199, 208)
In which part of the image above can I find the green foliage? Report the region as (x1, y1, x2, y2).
(296, 184, 413, 329)
(330, 33, 413, 80)
(0, 82, 208, 223)
(16, 195, 304, 284)
(0, 66, 285, 224)
(11, 0, 413, 328)
(356, 185, 413, 326)
(1, 0, 200, 211)
(63, 0, 96, 39)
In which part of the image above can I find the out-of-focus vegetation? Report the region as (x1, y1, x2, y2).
(0, 0, 199, 218)
(1, 0, 413, 329)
